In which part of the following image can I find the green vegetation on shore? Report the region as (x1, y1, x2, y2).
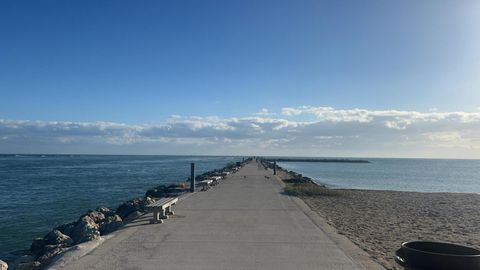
(259, 158, 340, 197)
(283, 180, 340, 197)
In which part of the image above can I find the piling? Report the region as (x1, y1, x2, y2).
(273, 160, 277, 175)
(190, 163, 195, 192)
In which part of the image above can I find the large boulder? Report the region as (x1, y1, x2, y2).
(70, 215, 100, 244)
(36, 245, 65, 266)
(96, 206, 115, 218)
(44, 230, 73, 246)
(115, 196, 155, 220)
(99, 214, 123, 235)
(15, 261, 41, 270)
(30, 238, 47, 257)
(116, 199, 141, 219)
(54, 221, 76, 237)
(82, 210, 105, 224)
(0, 260, 7, 270)
(9, 254, 35, 270)
(115, 197, 153, 219)
(124, 211, 142, 222)
(144, 196, 155, 206)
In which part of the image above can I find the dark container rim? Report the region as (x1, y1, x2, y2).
(402, 241, 480, 258)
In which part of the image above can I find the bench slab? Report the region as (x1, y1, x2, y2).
(146, 197, 178, 223)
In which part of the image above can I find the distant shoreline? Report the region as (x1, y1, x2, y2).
(2, 154, 479, 161)
(267, 158, 370, 163)
(269, 158, 480, 194)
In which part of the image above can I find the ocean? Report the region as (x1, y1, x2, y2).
(278, 158, 480, 194)
(0, 155, 242, 257)
(2, 156, 479, 258)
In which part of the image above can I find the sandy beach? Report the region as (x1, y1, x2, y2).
(276, 169, 480, 270)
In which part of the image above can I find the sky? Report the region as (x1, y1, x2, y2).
(1, 0, 479, 158)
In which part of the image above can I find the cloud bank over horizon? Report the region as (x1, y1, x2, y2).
(1, 106, 479, 158)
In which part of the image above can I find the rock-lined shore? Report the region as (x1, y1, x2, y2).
(2, 160, 247, 270)
(267, 161, 480, 270)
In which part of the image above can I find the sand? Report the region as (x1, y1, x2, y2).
(276, 169, 480, 270)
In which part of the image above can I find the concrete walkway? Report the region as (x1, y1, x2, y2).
(53, 161, 362, 270)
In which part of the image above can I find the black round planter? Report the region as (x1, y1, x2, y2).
(395, 241, 480, 270)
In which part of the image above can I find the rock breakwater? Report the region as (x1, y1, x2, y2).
(2, 159, 249, 270)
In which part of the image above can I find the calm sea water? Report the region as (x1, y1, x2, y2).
(0, 155, 242, 256)
(278, 158, 480, 193)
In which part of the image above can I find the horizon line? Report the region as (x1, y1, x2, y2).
(1, 153, 479, 161)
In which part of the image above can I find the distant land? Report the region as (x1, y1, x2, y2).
(265, 158, 370, 163)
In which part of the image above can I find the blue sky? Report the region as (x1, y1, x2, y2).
(1, 0, 479, 157)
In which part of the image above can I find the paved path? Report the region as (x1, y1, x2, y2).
(54, 161, 362, 270)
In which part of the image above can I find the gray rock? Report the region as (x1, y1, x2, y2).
(124, 210, 143, 222)
(54, 222, 76, 237)
(99, 214, 123, 235)
(82, 210, 105, 223)
(43, 244, 67, 253)
(9, 255, 34, 270)
(0, 259, 7, 270)
(30, 238, 47, 256)
(144, 196, 155, 205)
(115, 198, 142, 219)
(44, 230, 73, 246)
(96, 206, 115, 217)
(37, 245, 65, 266)
(70, 215, 100, 244)
(15, 261, 40, 270)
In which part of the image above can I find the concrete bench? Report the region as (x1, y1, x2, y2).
(197, 180, 213, 190)
(146, 197, 178, 224)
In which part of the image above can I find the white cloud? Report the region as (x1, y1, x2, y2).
(1, 106, 480, 158)
(254, 108, 273, 116)
(424, 132, 462, 143)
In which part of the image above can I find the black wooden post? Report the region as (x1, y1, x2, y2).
(190, 163, 195, 192)
(273, 160, 277, 175)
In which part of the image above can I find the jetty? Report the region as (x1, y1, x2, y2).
(51, 160, 374, 270)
